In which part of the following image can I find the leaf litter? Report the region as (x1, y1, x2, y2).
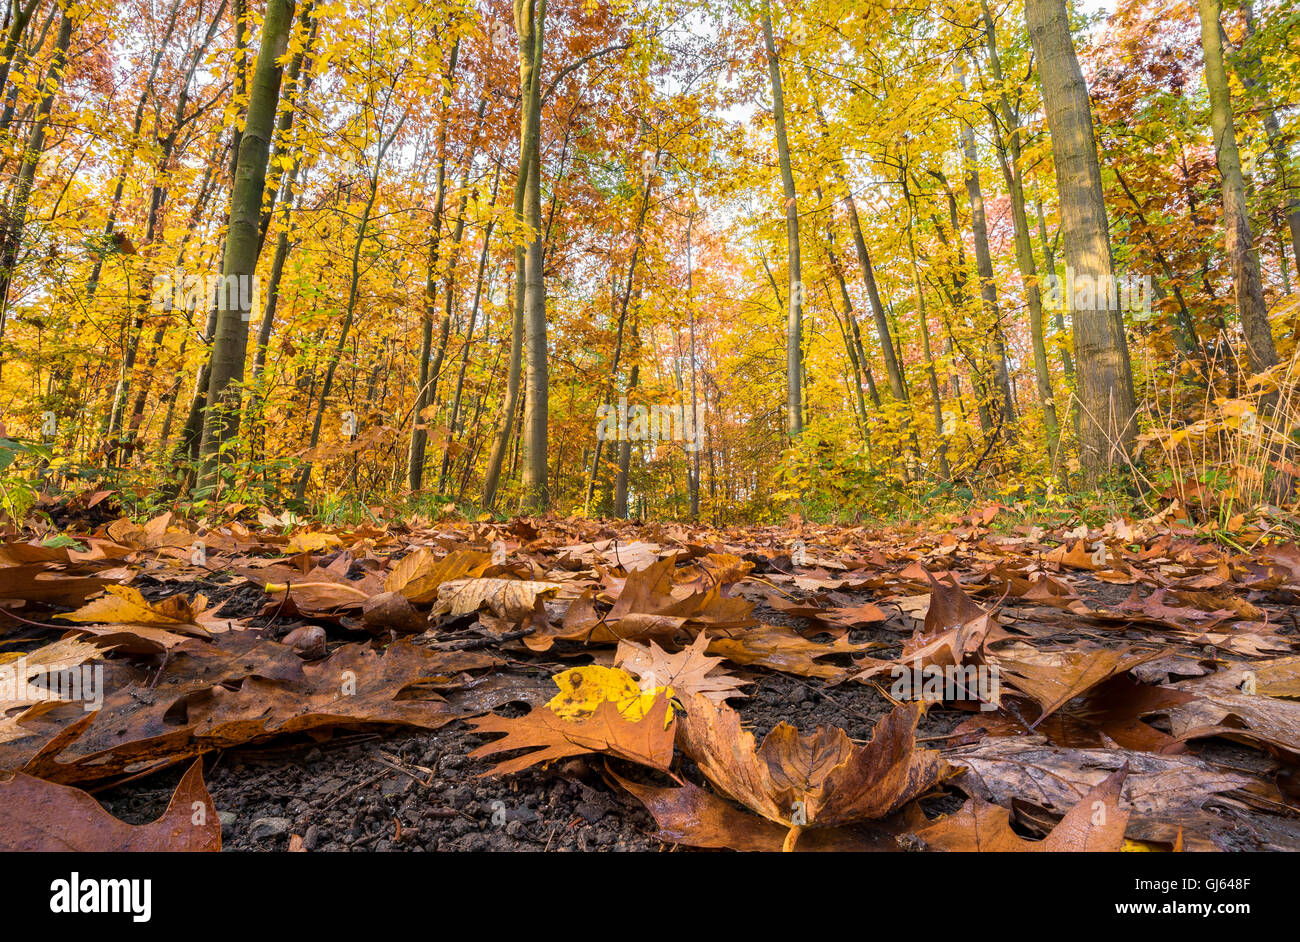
(1, 504, 1299, 851)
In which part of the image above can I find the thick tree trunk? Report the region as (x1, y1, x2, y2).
(1026, 0, 1138, 477)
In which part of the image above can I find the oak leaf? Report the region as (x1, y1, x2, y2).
(0, 758, 219, 851)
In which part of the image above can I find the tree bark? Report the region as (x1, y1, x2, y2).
(517, 0, 548, 512)
(1198, 0, 1278, 376)
(196, 0, 296, 487)
(762, 2, 803, 437)
(1026, 0, 1138, 477)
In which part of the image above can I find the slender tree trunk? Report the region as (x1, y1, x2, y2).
(294, 158, 385, 498)
(956, 63, 1016, 429)
(440, 171, 500, 493)
(614, 361, 638, 518)
(0, 4, 71, 375)
(583, 148, 654, 514)
(84, 0, 184, 300)
(407, 38, 459, 492)
(517, 0, 548, 512)
(979, 3, 1059, 451)
(257, 0, 316, 253)
(0, 0, 42, 97)
(903, 179, 950, 480)
(1198, 0, 1278, 376)
(1239, 0, 1299, 283)
(1031, 183, 1076, 383)
(196, 0, 295, 486)
(762, 2, 803, 437)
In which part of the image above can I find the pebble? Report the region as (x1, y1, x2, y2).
(249, 816, 292, 840)
(303, 824, 323, 850)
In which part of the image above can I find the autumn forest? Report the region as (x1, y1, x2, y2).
(6, 0, 1300, 867)
(0, 0, 1294, 526)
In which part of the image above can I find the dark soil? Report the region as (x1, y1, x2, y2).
(88, 564, 1294, 852)
(90, 578, 975, 852)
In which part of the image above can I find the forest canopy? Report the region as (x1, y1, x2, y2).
(0, 0, 1297, 527)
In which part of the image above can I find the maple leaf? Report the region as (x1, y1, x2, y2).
(467, 696, 676, 775)
(432, 577, 561, 621)
(705, 623, 866, 680)
(57, 585, 213, 639)
(545, 665, 674, 724)
(385, 548, 491, 604)
(914, 765, 1131, 852)
(675, 695, 949, 849)
(615, 632, 748, 704)
(988, 644, 1163, 726)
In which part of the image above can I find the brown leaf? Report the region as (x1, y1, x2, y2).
(988, 644, 1163, 726)
(676, 695, 948, 834)
(705, 624, 865, 680)
(611, 772, 907, 851)
(468, 696, 675, 775)
(0, 758, 219, 851)
(433, 577, 561, 621)
(615, 633, 748, 704)
(915, 765, 1130, 851)
(385, 548, 491, 604)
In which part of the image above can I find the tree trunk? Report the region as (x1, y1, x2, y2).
(196, 0, 295, 487)
(1239, 0, 1299, 284)
(956, 62, 1016, 429)
(1026, 0, 1138, 477)
(1198, 0, 1278, 376)
(407, 38, 459, 492)
(517, 0, 548, 512)
(0, 4, 71, 372)
(762, 2, 803, 438)
(979, 2, 1059, 452)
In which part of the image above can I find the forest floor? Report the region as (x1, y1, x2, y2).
(4, 496, 1300, 851)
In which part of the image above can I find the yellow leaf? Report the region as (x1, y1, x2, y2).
(57, 585, 207, 632)
(286, 532, 343, 554)
(546, 665, 675, 727)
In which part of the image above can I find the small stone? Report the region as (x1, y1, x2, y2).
(380, 776, 411, 797)
(303, 824, 323, 850)
(217, 811, 238, 831)
(283, 625, 327, 659)
(249, 816, 292, 840)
